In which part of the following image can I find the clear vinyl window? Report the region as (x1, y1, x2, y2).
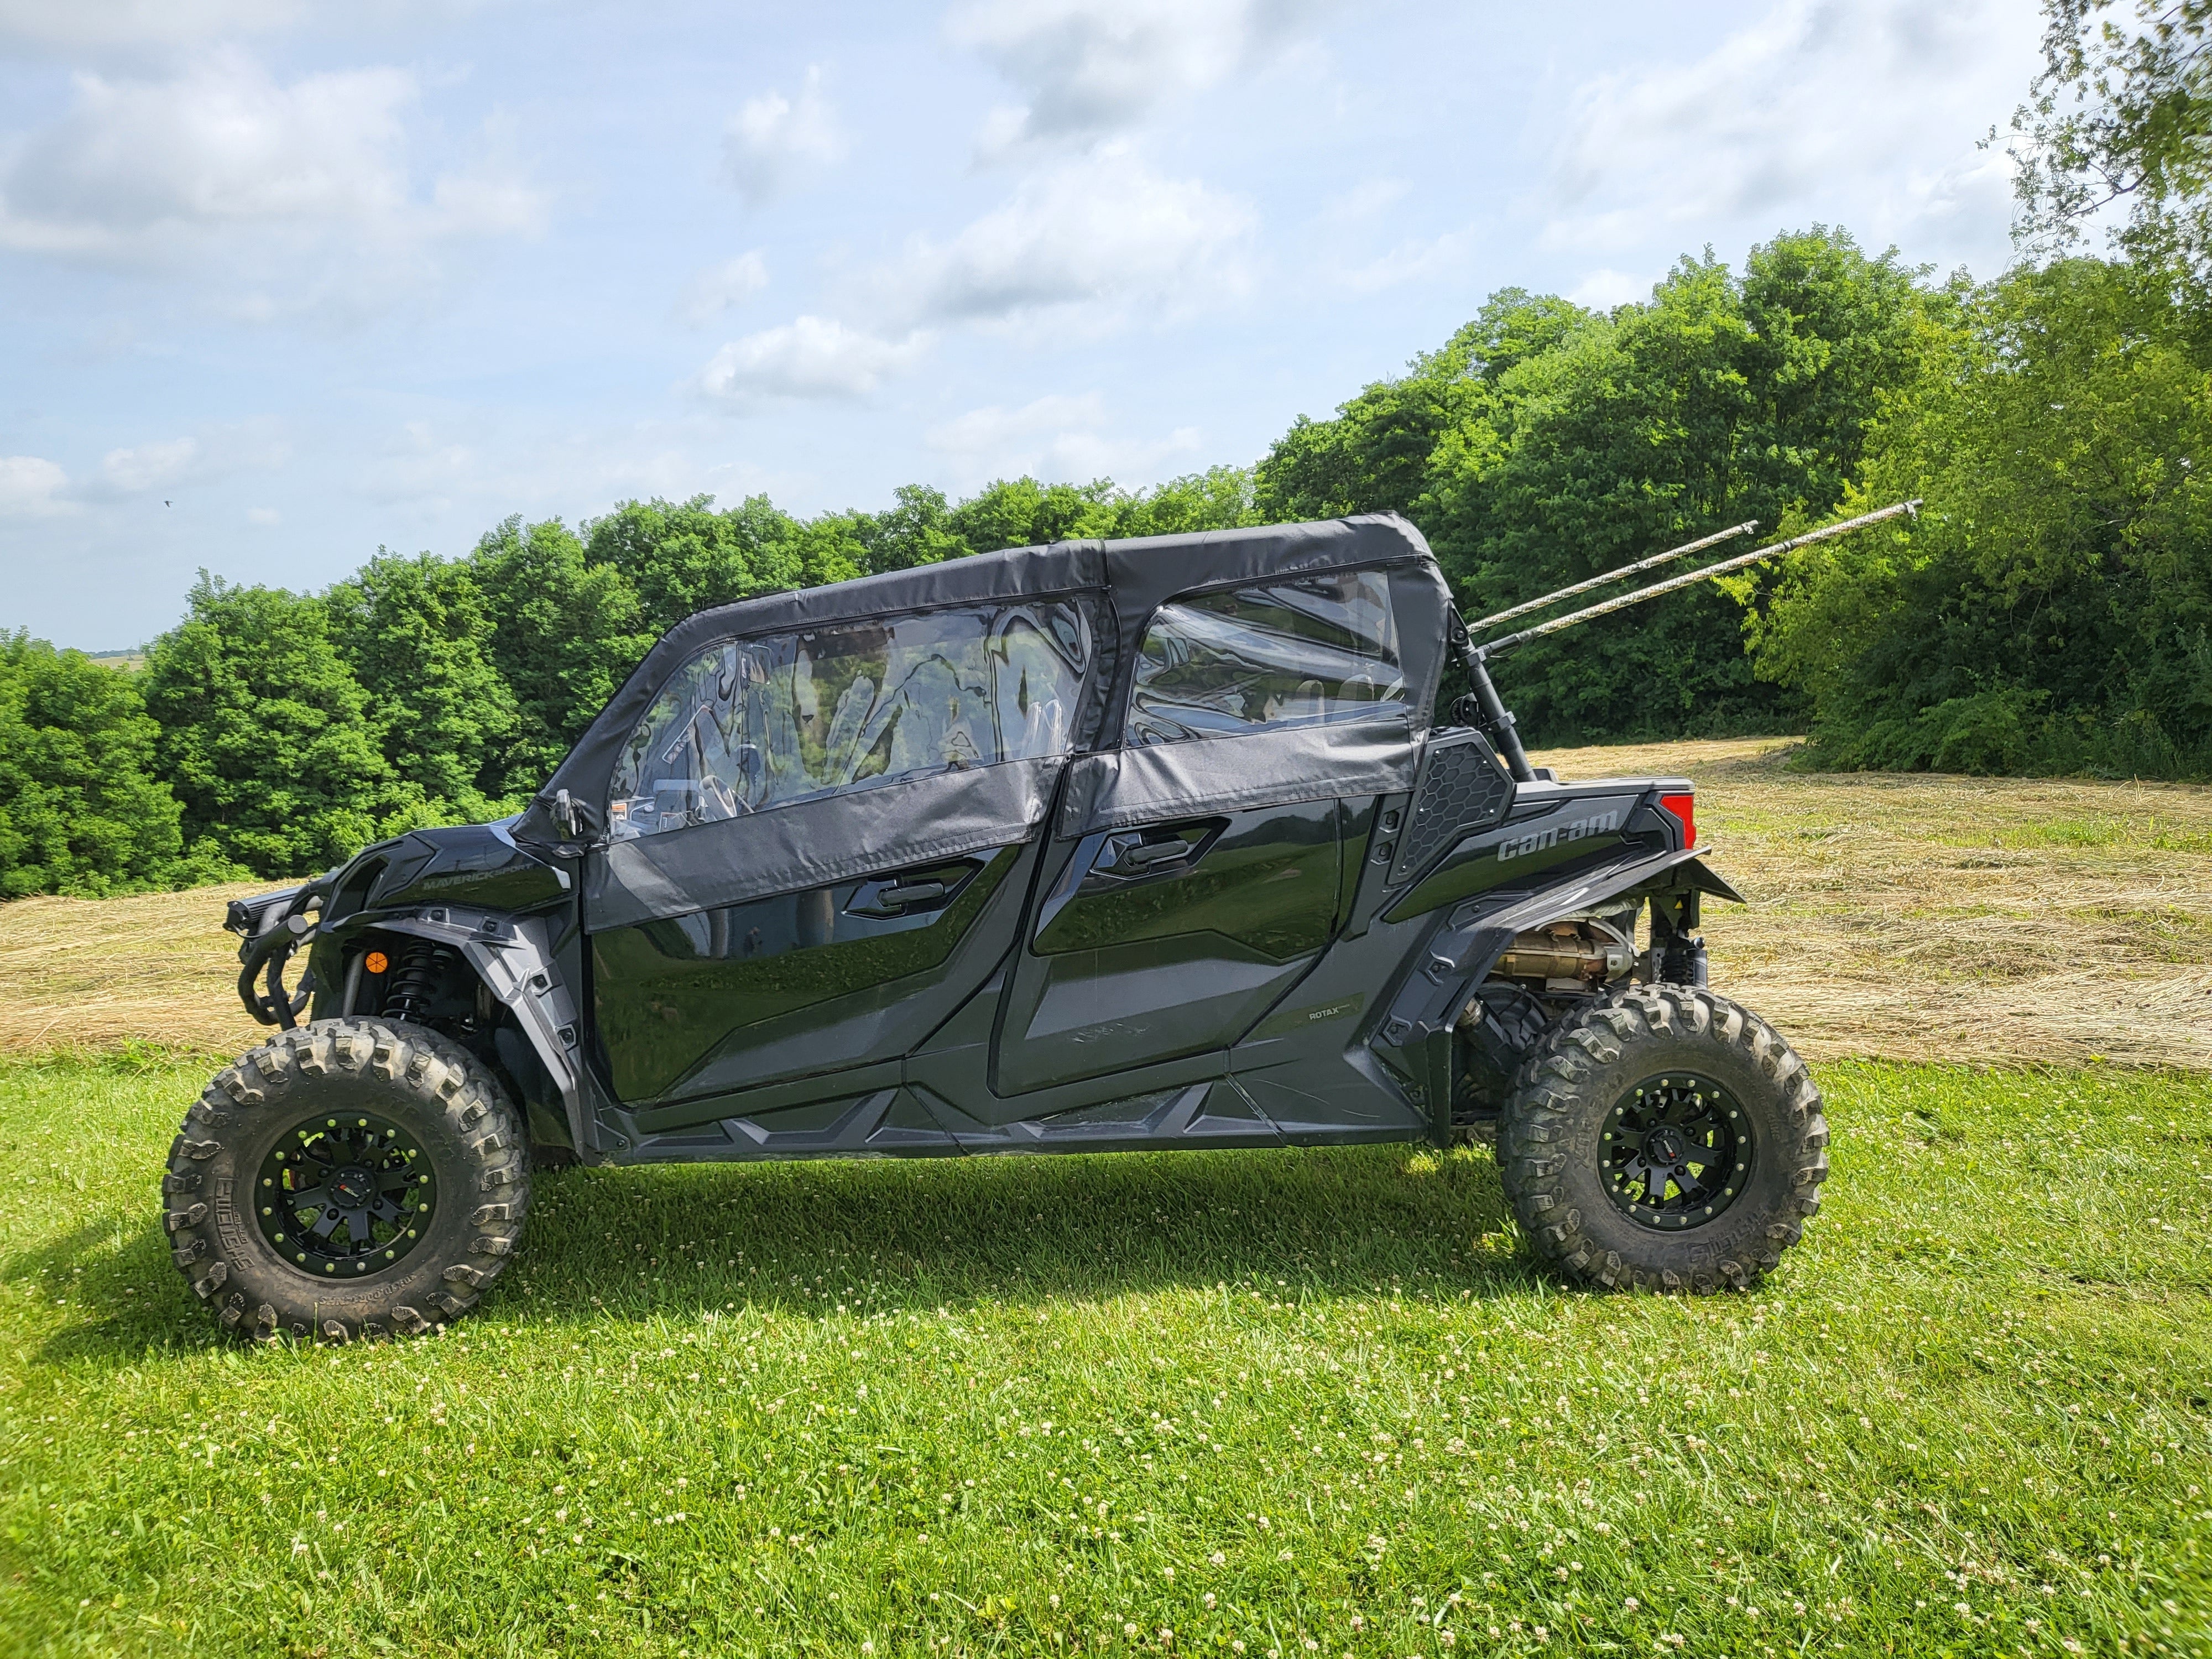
(608, 599, 1093, 838)
(1125, 570, 1404, 746)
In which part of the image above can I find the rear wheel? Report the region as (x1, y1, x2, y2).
(164, 1018, 528, 1342)
(1499, 985, 1825, 1292)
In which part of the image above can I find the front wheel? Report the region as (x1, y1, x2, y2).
(163, 1018, 529, 1342)
(1499, 985, 1826, 1292)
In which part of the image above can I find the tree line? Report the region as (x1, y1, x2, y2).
(4, 1, 2208, 898)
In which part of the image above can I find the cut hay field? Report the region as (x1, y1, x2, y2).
(0, 740, 2206, 1658)
(1535, 736, 2212, 1072)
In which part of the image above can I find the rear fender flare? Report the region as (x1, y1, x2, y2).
(1368, 847, 1743, 1142)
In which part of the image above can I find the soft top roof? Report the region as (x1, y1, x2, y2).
(526, 513, 1442, 830)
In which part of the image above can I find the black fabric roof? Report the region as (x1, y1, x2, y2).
(519, 513, 1443, 841)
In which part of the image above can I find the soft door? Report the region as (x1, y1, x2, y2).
(584, 598, 1095, 1110)
(995, 570, 1415, 1097)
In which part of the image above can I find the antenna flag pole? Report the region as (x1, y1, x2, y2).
(1479, 500, 1922, 659)
(1469, 520, 1760, 636)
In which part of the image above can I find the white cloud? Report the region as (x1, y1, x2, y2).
(247, 505, 280, 526)
(0, 50, 545, 274)
(677, 251, 770, 326)
(0, 456, 72, 517)
(0, 0, 490, 51)
(102, 437, 201, 493)
(695, 316, 930, 406)
(87, 421, 289, 499)
(1325, 177, 1410, 222)
(692, 150, 1254, 406)
(1567, 268, 1655, 309)
(0, 0, 299, 50)
(1337, 225, 1479, 294)
(884, 146, 1256, 327)
(926, 391, 1201, 484)
(949, 0, 1331, 149)
(722, 66, 847, 208)
(358, 418, 476, 512)
(1540, 0, 2039, 269)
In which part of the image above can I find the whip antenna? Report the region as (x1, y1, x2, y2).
(1469, 520, 1759, 635)
(1479, 500, 1920, 658)
(1452, 499, 1922, 784)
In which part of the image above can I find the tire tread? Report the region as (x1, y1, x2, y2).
(1498, 984, 1827, 1293)
(161, 1016, 529, 1343)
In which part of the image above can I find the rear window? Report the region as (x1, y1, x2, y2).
(1125, 571, 1404, 746)
(609, 599, 1093, 838)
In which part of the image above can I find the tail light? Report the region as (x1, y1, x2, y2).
(1659, 792, 1695, 849)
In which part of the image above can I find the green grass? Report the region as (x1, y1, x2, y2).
(1, 1056, 2207, 1658)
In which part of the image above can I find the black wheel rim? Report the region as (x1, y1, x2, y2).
(254, 1112, 435, 1277)
(1600, 1072, 1752, 1230)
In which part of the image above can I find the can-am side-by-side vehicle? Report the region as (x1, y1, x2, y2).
(168, 508, 1907, 1341)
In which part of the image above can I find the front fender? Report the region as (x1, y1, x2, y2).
(310, 906, 593, 1161)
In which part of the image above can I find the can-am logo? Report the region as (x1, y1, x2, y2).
(1497, 810, 1620, 863)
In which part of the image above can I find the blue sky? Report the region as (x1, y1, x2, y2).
(1, 0, 2044, 650)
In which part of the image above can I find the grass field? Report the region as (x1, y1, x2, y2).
(0, 741, 2208, 1656)
(3, 1058, 2206, 1657)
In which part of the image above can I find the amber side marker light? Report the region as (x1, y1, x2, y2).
(1658, 792, 1696, 849)
(363, 951, 389, 974)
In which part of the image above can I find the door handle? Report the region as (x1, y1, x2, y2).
(844, 858, 987, 921)
(876, 880, 948, 909)
(1115, 840, 1192, 873)
(1100, 828, 1213, 879)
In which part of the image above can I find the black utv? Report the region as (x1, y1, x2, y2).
(170, 514, 1826, 1342)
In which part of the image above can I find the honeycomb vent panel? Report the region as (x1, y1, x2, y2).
(1389, 734, 1514, 884)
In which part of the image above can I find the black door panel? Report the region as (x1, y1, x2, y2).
(593, 846, 1025, 1105)
(994, 799, 1340, 1097)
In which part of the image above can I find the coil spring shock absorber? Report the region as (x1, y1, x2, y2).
(380, 939, 456, 1022)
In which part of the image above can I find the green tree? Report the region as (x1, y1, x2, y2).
(2012, 1, 2212, 295)
(472, 517, 653, 800)
(0, 636, 201, 897)
(1255, 289, 1588, 523)
(1752, 257, 2212, 775)
(1254, 232, 1946, 743)
(1426, 260, 1775, 739)
(946, 478, 1123, 551)
(587, 495, 802, 635)
(852, 484, 972, 573)
(1735, 229, 1945, 519)
(328, 553, 521, 824)
(1107, 467, 1261, 537)
(143, 577, 402, 877)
